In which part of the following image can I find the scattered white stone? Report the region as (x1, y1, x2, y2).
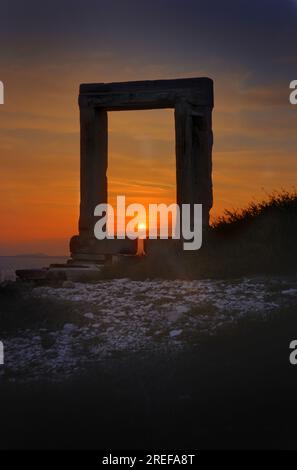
(166, 305, 189, 323)
(169, 329, 183, 338)
(282, 289, 297, 296)
(32, 336, 41, 342)
(175, 305, 189, 314)
(84, 312, 95, 320)
(2, 276, 293, 383)
(63, 323, 76, 332)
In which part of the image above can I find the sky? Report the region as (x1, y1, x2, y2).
(0, 0, 296, 254)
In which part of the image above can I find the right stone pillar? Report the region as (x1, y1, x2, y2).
(175, 101, 213, 227)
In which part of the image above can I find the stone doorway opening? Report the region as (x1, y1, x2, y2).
(108, 109, 176, 238)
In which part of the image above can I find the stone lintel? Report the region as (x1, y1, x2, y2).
(79, 77, 213, 110)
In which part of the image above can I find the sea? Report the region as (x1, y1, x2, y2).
(0, 256, 68, 282)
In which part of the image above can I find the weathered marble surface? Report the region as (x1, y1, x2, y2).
(72, 77, 214, 260)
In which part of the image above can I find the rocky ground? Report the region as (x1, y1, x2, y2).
(1, 276, 296, 382)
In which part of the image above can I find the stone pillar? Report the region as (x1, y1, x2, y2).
(175, 101, 192, 209)
(79, 105, 108, 239)
(175, 102, 213, 227)
(191, 106, 213, 226)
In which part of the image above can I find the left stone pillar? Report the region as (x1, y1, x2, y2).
(79, 105, 108, 240)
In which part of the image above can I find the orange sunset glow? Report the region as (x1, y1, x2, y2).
(1, 85, 296, 255)
(1, 1, 296, 255)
